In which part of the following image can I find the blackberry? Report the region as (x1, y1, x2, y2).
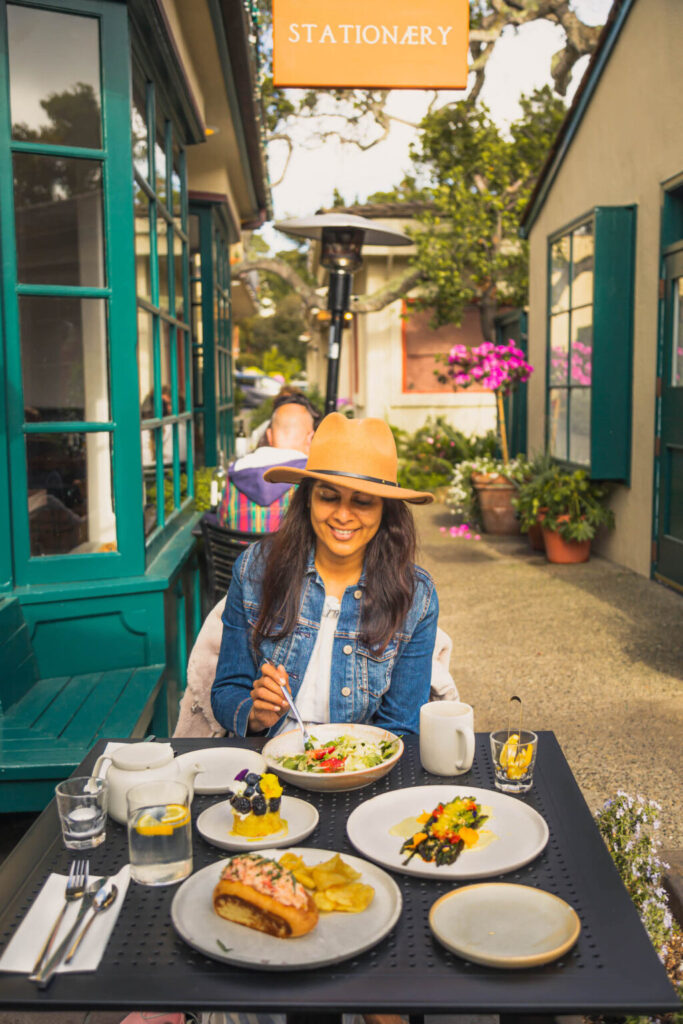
(231, 796, 251, 815)
(268, 796, 281, 812)
(251, 795, 267, 815)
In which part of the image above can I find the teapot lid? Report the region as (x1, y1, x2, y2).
(111, 742, 173, 771)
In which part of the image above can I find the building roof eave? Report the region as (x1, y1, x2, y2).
(520, 0, 636, 238)
(211, 0, 272, 224)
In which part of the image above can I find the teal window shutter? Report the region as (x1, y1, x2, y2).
(591, 206, 636, 481)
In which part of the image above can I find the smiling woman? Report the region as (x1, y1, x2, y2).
(210, 413, 439, 738)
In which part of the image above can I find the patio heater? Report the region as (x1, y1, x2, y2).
(275, 213, 411, 415)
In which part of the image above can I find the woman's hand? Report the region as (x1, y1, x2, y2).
(247, 661, 291, 732)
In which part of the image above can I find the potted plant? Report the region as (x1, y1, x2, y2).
(437, 340, 534, 533)
(512, 452, 555, 551)
(446, 453, 530, 533)
(533, 467, 615, 563)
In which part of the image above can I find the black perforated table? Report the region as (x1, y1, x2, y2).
(0, 733, 678, 1017)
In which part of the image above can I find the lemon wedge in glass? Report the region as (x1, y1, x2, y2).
(499, 734, 533, 779)
(135, 802, 190, 836)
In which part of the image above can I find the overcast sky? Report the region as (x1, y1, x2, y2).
(264, 0, 612, 245)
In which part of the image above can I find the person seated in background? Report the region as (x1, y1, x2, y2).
(217, 393, 315, 533)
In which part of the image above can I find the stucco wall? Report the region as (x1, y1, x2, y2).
(527, 0, 683, 576)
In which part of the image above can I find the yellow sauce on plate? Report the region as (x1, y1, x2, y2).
(389, 810, 498, 851)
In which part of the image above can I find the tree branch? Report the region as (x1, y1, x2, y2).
(232, 258, 320, 310)
(351, 268, 426, 313)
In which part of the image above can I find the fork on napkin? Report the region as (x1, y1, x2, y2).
(0, 864, 130, 975)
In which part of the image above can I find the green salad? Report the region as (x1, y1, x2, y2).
(276, 734, 399, 774)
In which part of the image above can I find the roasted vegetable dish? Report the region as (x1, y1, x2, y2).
(401, 795, 488, 866)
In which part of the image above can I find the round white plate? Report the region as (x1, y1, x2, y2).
(262, 723, 403, 792)
(346, 785, 549, 879)
(176, 747, 266, 795)
(430, 883, 580, 968)
(196, 797, 319, 851)
(171, 847, 402, 970)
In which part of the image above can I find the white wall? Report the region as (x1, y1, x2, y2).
(526, 0, 683, 576)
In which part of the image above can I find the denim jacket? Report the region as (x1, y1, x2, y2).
(211, 542, 439, 737)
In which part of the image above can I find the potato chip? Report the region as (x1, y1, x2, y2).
(279, 852, 373, 914)
(324, 882, 374, 912)
(313, 891, 336, 912)
(278, 852, 315, 888)
(311, 853, 360, 890)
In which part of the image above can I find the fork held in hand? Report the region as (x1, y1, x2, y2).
(32, 859, 89, 974)
(265, 658, 311, 747)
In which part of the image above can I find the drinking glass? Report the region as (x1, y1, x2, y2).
(127, 780, 192, 886)
(490, 729, 538, 793)
(55, 776, 108, 849)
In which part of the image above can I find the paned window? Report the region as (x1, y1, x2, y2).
(214, 221, 233, 460)
(133, 77, 192, 540)
(548, 222, 593, 465)
(189, 203, 234, 468)
(5, 2, 115, 557)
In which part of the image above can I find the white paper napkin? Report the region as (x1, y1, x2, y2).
(0, 864, 130, 974)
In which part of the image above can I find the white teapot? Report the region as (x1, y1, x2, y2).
(92, 742, 201, 824)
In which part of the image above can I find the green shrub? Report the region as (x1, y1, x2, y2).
(391, 418, 498, 494)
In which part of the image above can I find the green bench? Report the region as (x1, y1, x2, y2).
(0, 596, 166, 812)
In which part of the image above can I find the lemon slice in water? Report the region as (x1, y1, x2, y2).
(135, 803, 190, 836)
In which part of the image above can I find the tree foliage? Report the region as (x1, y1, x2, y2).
(408, 86, 566, 337)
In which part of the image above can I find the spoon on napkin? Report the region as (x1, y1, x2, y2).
(64, 883, 118, 964)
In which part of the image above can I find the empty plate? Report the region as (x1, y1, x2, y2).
(430, 883, 581, 968)
(176, 747, 266, 795)
(196, 796, 319, 851)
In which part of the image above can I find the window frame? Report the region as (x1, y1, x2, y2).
(189, 200, 235, 468)
(0, 0, 142, 584)
(545, 214, 594, 467)
(545, 205, 636, 482)
(133, 61, 194, 558)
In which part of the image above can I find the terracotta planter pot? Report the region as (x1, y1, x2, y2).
(472, 477, 520, 535)
(542, 524, 591, 564)
(527, 522, 545, 552)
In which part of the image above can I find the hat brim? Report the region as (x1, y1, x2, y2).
(263, 466, 434, 504)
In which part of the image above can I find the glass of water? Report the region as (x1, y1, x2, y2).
(55, 776, 108, 849)
(127, 780, 192, 886)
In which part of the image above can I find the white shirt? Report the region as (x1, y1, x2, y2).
(278, 595, 340, 732)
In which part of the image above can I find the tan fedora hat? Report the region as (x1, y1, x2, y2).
(263, 412, 434, 504)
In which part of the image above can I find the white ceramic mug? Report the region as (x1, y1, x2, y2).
(419, 701, 475, 776)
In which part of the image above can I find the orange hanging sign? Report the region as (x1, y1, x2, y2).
(272, 0, 469, 89)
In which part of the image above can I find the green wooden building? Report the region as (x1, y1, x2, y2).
(0, 0, 269, 808)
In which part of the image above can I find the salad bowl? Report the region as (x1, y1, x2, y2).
(262, 723, 404, 792)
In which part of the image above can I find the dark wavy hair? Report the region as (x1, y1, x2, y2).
(254, 479, 417, 653)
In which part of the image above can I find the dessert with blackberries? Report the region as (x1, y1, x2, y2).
(226, 769, 287, 839)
